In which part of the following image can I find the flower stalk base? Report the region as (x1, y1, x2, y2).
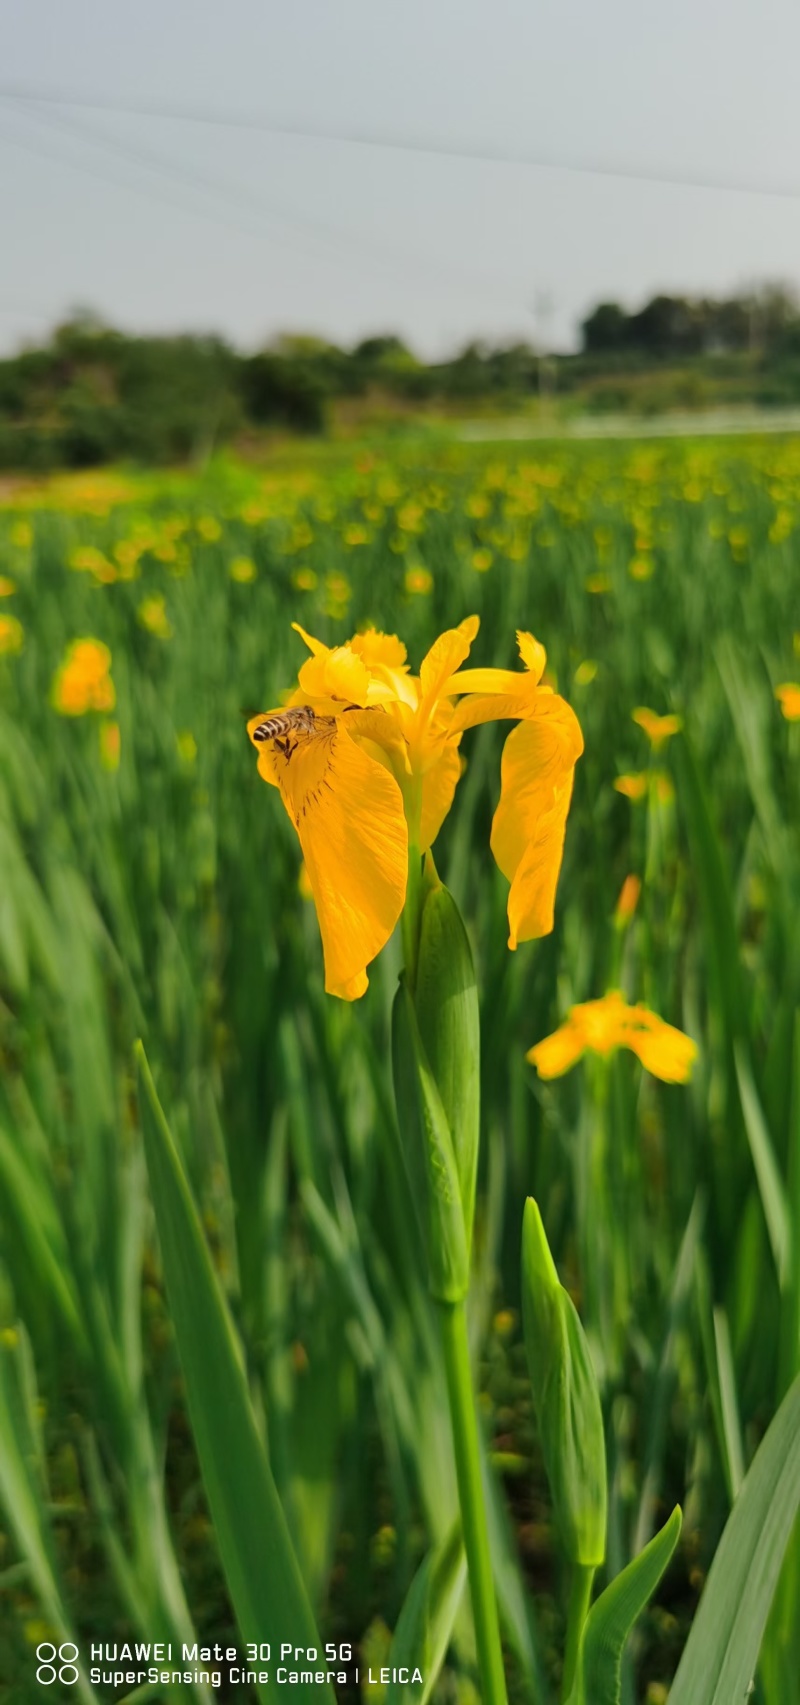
(438, 1298, 508, 1705)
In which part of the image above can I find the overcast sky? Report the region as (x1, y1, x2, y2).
(2, 0, 800, 357)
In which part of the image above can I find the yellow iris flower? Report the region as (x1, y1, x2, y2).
(632, 706, 683, 748)
(248, 617, 583, 999)
(528, 989, 697, 1083)
(775, 682, 800, 721)
(51, 638, 115, 715)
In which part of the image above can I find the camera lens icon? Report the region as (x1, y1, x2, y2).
(35, 1643, 80, 1686)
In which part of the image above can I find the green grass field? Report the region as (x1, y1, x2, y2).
(1, 435, 799, 1704)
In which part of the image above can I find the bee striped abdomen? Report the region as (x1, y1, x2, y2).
(252, 705, 318, 744)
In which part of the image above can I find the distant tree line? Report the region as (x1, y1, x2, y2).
(581, 285, 800, 359)
(2, 288, 800, 467)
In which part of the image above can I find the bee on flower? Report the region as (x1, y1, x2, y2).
(246, 617, 583, 999)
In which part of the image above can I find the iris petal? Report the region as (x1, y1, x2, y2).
(419, 616, 480, 706)
(625, 1017, 697, 1083)
(297, 645, 373, 705)
(266, 719, 408, 999)
(420, 744, 463, 851)
(526, 1023, 586, 1078)
(490, 699, 583, 946)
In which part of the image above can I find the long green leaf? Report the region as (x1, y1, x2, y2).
(566, 1507, 681, 1705)
(391, 982, 469, 1302)
(135, 1042, 332, 1705)
(669, 1371, 800, 1704)
(734, 1042, 791, 1287)
(386, 1524, 466, 1705)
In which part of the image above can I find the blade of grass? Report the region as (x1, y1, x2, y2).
(135, 1041, 333, 1705)
(669, 1370, 800, 1705)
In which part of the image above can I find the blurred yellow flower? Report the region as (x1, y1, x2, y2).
(69, 545, 116, 580)
(176, 730, 198, 764)
(398, 501, 424, 533)
(0, 577, 16, 597)
(99, 720, 121, 771)
(113, 540, 143, 574)
(586, 571, 612, 594)
(527, 989, 696, 1083)
(11, 520, 32, 548)
(776, 682, 800, 721)
(614, 773, 648, 801)
(0, 612, 24, 655)
(574, 660, 598, 686)
(197, 516, 222, 542)
(614, 873, 641, 926)
(325, 572, 352, 615)
(247, 618, 583, 998)
(292, 566, 318, 592)
(629, 556, 654, 581)
(632, 706, 682, 747)
(472, 548, 493, 573)
(230, 556, 257, 583)
(138, 595, 172, 639)
(241, 500, 268, 526)
(52, 638, 114, 715)
(343, 523, 368, 547)
(405, 566, 433, 595)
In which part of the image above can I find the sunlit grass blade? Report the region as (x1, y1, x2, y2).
(669, 1371, 800, 1705)
(135, 1041, 333, 1704)
(734, 1043, 791, 1286)
(0, 1326, 98, 1704)
(386, 1523, 466, 1704)
(565, 1506, 681, 1705)
(711, 1308, 745, 1500)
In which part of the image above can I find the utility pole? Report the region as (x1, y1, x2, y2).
(531, 288, 556, 411)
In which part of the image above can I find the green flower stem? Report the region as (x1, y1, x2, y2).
(401, 841, 424, 991)
(438, 1298, 508, 1705)
(561, 1563, 595, 1701)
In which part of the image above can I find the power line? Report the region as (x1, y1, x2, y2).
(0, 101, 526, 314)
(1, 79, 800, 202)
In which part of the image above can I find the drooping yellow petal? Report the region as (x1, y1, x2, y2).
(489, 698, 584, 946)
(263, 718, 408, 998)
(624, 1012, 697, 1083)
(419, 616, 480, 707)
(420, 744, 463, 851)
(527, 1019, 586, 1078)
